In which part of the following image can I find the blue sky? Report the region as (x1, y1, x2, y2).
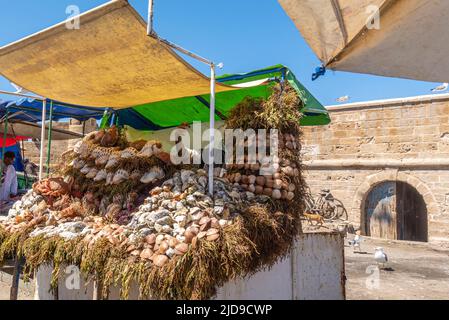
(0, 0, 442, 106)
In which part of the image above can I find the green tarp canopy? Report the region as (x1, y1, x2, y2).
(111, 65, 330, 130)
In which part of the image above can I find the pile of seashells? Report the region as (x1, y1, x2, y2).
(0, 126, 300, 268)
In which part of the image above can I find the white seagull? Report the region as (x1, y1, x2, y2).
(431, 83, 448, 93)
(374, 247, 388, 269)
(348, 233, 362, 252)
(336, 95, 350, 103)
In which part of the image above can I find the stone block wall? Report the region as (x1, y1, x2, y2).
(301, 95, 449, 242)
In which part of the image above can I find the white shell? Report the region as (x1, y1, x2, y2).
(105, 154, 120, 169)
(140, 166, 165, 184)
(139, 141, 161, 157)
(105, 172, 114, 185)
(73, 159, 86, 170)
(112, 169, 129, 185)
(94, 169, 107, 182)
(73, 141, 83, 154)
(85, 168, 98, 179)
(95, 154, 110, 166)
(80, 165, 92, 174)
(121, 148, 138, 159)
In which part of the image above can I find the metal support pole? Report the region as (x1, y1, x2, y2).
(208, 64, 216, 195)
(147, 0, 154, 35)
(1, 110, 9, 166)
(38, 100, 47, 180)
(46, 101, 54, 177)
(1, 111, 9, 210)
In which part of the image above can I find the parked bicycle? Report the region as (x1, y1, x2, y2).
(303, 188, 348, 221)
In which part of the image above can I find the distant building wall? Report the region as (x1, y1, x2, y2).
(302, 94, 449, 243)
(21, 118, 97, 170)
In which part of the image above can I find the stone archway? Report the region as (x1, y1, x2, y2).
(351, 170, 440, 241)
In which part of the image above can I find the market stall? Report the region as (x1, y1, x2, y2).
(0, 0, 333, 300)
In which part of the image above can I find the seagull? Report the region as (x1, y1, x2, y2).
(10, 82, 30, 94)
(431, 83, 448, 93)
(336, 95, 350, 103)
(374, 247, 388, 269)
(348, 233, 362, 252)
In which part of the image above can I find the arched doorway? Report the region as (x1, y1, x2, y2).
(364, 181, 427, 242)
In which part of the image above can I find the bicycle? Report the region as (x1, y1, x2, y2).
(314, 189, 348, 221)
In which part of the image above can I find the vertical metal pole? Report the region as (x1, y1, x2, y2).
(1, 111, 9, 165)
(147, 0, 154, 35)
(1, 111, 9, 209)
(208, 64, 216, 195)
(38, 100, 47, 180)
(46, 101, 54, 177)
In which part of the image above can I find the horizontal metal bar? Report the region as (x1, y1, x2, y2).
(149, 33, 213, 66)
(0, 90, 44, 100)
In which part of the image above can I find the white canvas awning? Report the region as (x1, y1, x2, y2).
(0, 0, 234, 108)
(279, 0, 449, 82)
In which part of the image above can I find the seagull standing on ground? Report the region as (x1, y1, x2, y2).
(431, 83, 448, 93)
(348, 232, 362, 252)
(374, 247, 388, 269)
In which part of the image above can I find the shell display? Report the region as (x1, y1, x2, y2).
(121, 147, 138, 159)
(85, 168, 99, 179)
(140, 166, 165, 184)
(105, 153, 120, 169)
(94, 169, 107, 182)
(112, 169, 129, 185)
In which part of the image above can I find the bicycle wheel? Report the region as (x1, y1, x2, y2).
(333, 199, 348, 221)
(319, 200, 335, 219)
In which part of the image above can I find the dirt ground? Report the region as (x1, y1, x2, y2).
(345, 236, 449, 300)
(1, 236, 448, 300)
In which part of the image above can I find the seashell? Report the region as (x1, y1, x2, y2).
(145, 234, 156, 245)
(130, 170, 142, 181)
(287, 192, 295, 201)
(153, 255, 169, 267)
(94, 169, 107, 182)
(112, 169, 129, 185)
(140, 248, 154, 260)
(80, 165, 92, 175)
(168, 237, 179, 248)
(73, 141, 83, 154)
(85, 168, 98, 179)
(105, 172, 114, 185)
(140, 166, 165, 184)
(206, 229, 220, 241)
(175, 243, 189, 254)
(158, 241, 169, 254)
(272, 189, 282, 200)
(197, 231, 207, 239)
(121, 147, 138, 159)
(73, 158, 86, 170)
(139, 141, 163, 157)
(105, 153, 120, 169)
(95, 154, 110, 166)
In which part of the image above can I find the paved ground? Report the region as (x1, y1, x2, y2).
(1, 235, 448, 300)
(345, 236, 449, 300)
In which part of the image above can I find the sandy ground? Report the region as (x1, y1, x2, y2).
(345, 236, 449, 300)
